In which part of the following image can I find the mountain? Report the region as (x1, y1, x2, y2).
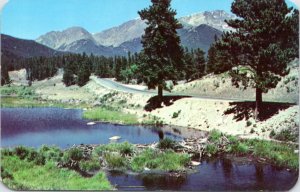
(36, 27, 96, 50)
(93, 19, 147, 47)
(1, 34, 61, 70)
(178, 10, 235, 31)
(34, 10, 231, 56)
(178, 24, 222, 52)
(58, 38, 127, 57)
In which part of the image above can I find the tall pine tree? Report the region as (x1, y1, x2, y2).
(215, 0, 298, 119)
(138, 0, 183, 99)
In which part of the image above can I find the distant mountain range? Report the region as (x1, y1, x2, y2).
(35, 10, 233, 56)
(2, 10, 234, 63)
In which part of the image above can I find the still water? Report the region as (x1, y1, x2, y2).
(1, 107, 181, 148)
(1, 107, 298, 191)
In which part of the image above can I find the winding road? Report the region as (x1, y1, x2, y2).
(91, 76, 244, 101)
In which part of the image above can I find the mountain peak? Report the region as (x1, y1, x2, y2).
(36, 26, 95, 50)
(179, 10, 235, 31)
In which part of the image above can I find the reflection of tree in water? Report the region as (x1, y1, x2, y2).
(222, 158, 233, 179)
(158, 130, 164, 140)
(141, 173, 187, 190)
(255, 164, 264, 188)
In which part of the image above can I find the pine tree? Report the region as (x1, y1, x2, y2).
(1, 63, 10, 85)
(138, 0, 183, 99)
(62, 67, 75, 87)
(216, 0, 298, 119)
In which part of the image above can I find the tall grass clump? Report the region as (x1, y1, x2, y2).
(83, 108, 138, 124)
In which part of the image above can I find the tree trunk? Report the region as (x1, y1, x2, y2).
(254, 87, 262, 120)
(158, 84, 163, 101)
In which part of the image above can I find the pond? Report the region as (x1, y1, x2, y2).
(1, 107, 183, 148)
(1, 107, 298, 191)
(107, 158, 298, 191)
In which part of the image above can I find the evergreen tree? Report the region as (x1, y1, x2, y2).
(77, 59, 91, 87)
(138, 0, 183, 99)
(63, 68, 75, 87)
(216, 0, 299, 119)
(1, 63, 10, 85)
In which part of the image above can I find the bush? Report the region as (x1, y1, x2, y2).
(172, 110, 181, 118)
(14, 146, 31, 160)
(209, 130, 222, 142)
(246, 121, 252, 127)
(273, 129, 297, 142)
(269, 129, 276, 137)
(157, 138, 177, 149)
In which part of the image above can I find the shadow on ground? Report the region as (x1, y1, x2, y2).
(144, 95, 191, 112)
(224, 101, 296, 121)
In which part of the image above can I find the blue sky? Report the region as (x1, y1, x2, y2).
(2, 0, 297, 40)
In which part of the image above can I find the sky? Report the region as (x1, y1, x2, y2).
(1, 0, 298, 40)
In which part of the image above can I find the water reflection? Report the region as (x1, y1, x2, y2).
(107, 158, 298, 191)
(1, 108, 182, 148)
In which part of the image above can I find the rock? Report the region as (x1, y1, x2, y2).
(191, 161, 201, 166)
(144, 167, 150, 171)
(294, 150, 299, 154)
(109, 136, 121, 140)
(87, 122, 96, 125)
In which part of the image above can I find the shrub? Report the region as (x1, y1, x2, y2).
(14, 146, 30, 160)
(172, 110, 181, 118)
(157, 138, 177, 149)
(250, 128, 255, 134)
(246, 121, 252, 127)
(273, 129, 297, 142)
(269, 129, 276, 137)
(209, 130, 222, 142)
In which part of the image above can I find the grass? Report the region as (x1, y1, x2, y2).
(131, 149, 190, 172)
(0, 86, 35, 98)
(157, 138, 177, 150)
(94, 142, 135, 156)
(79, 160, 101, 172)
(208, 129, 222, 142)
(1, 154, 112, 190)
(206, 130, 299, 169)
(1, 97, 91, 108)
(83, 107, 138, 124)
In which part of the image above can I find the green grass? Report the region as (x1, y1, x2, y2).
(0, 86, 36, 98)
(94, 142, 135, 156)
(1, 155, 112, 190)
(208, 129, 222, 142)
(1, 97, 91, 108)
(157, 138, 177, 149)
(130, 149, 190, 172)
(79, 160, 101, 172)
(206, 130, 299, 169)
(83, 107, 138, 124)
